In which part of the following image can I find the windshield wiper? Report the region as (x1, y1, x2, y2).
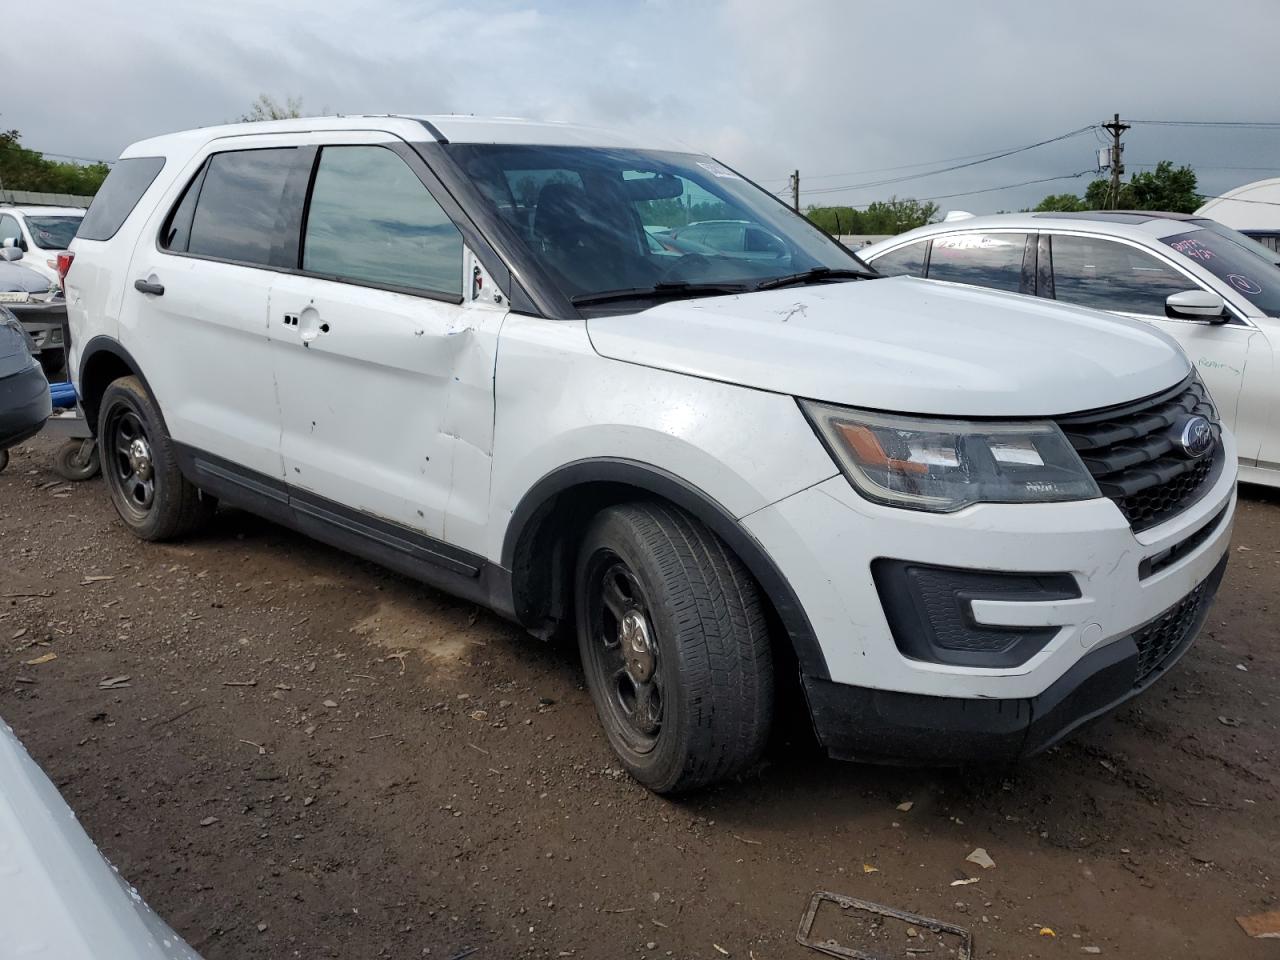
(752, 267, 875, 291)
(571, 281, 750, 307)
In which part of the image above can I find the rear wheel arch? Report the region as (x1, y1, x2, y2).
(78, 337, 163, 436)
(502, 458, 830, 680)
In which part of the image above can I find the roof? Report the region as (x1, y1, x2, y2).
(121, 115, 689, 160)
(871, 211, 1203, 249)
(1031, 210, 1200, 224)
(0, 205, 85, 217)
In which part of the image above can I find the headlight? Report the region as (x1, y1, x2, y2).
(801, 401, 1100, 512)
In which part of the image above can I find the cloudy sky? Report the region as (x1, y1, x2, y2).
(10, 0, 1280, 213)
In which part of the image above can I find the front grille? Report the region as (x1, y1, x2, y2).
(1055, 375, 1222, 532)
(1132, 569, 1216, 683)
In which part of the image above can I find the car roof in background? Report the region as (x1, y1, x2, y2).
(1030, 210, 1201, 224)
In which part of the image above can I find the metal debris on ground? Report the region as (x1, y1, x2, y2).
(796, 890, 973, 960)
(98, 675, 132, 689)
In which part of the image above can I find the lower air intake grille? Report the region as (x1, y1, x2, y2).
(1133, 573, 1215, 684)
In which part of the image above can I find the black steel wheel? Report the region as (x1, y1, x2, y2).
(97, 376, 216, 541)
(575, 501, 774, 795)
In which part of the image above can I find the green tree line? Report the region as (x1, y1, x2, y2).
(0, 130, 110, 196)
(805, 161, 1204, 235)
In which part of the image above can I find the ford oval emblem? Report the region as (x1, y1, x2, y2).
(1177, 415, 1215, 459)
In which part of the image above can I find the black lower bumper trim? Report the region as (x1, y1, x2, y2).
(0, 362, 51, 449)
(805, 554, 1229, 765)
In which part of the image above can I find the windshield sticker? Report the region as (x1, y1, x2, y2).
(696, 160, 741, 180)
(934, 235, 1011, 251)
(1171, 238, 1215, 262)
(1227, 273, 1262, 295)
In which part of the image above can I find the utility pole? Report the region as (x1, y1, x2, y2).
(790, 169, 799, 212)
(1102, 113, 1130, 209)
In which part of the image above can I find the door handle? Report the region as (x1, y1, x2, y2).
(134, 278, 165, 296)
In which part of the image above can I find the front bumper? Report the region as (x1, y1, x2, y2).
(742, 426, 1237, 760)
(0, 360, 51, 448)
(803, 554, 1227, 763)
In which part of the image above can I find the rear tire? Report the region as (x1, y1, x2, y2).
(53, 438, 100, 481)
(97, 376, 216, 541)
(575, 501, 773, 794)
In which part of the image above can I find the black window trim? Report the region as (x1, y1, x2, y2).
(152, 138, 491, 308)
(1043, 229, 1255, 329)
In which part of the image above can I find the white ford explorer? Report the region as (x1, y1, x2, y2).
(64, 116, 1236, 794)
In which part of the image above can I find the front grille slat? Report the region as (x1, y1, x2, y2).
(1056, 375, 1222, 532)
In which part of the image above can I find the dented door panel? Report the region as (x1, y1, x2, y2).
(268, 270, 502, 542)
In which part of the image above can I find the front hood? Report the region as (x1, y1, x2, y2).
(586, 277, 1190, 417)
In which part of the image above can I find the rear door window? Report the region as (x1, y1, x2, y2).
(1050, 234, 1191, 316)
(926, 232, 1028, 292)
(870, 239, 928, 277)
(301, 145, 464, 297)
(77, 156, 166, 242)
(186, 148, 297, 266)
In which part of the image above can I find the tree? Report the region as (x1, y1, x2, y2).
(1033, 193, 1088, 213)
(240, 94, 305, 122)
(0, 129, 110, 196)
(804, 197, 939, 236)
(1035, 161, 1201, 214)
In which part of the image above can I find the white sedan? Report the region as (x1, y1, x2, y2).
(860, 211, 1280, 487)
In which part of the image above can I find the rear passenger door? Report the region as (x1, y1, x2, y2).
(268, 133, 502, 549)
(125, 136, 302, 483)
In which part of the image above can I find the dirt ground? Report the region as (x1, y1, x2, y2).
(1, 432, 1277, 960)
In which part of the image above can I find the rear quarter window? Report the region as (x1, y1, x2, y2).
(77, 157, 166, 242)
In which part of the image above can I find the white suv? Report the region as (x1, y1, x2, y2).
(0, 205, 84, 289)
(65, 117, 1236, 793)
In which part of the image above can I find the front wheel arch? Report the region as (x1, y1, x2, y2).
(503, 458, 830, 681)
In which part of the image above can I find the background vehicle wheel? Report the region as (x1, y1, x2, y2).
(575, 501, 773, 794)
(53, 438, 100, 481)
(97, 376, 216, 541)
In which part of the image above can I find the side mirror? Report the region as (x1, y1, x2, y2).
(0, 247, 22, 262)
(1166, 289, 1229, 324)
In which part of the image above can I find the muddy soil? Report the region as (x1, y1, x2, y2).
(2, 434, 1276, 959)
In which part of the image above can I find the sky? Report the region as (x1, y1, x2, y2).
(10, 0, 1280, 215)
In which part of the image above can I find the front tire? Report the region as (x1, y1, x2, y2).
(575, 502, 773, 794)
(98, 376, 216, 541)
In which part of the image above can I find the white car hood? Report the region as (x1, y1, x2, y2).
(587, 277, 1190, 417)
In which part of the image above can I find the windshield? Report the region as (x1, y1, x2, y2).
(1189, 218, 1280, 267)
(1162, 228, 1280, 317)
(25, 215, 82, 250)
(444, 145, 869, 304)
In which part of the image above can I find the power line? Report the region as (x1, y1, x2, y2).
(1129, 120, 1280, 128)
(798, 125, 1098, 197)
(23, 148, 114, 165)
(830, 169, 1096, 211)
(772, 140, 1085, 183)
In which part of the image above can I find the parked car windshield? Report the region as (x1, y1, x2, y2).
(445, 145, 870, 303)
(25, 215, 82, 249)
(1189, 218, 1280, 267)
(1162, 228, 1280, 317)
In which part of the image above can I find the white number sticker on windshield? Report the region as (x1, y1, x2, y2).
(696, 160, 741, 180)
